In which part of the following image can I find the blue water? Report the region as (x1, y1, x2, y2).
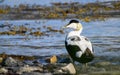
(0, 18, 120, 57)
(0, 0, 114, 7)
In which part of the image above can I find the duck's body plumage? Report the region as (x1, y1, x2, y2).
(65, 32, 94, 63)
(64, 20, 94, 64)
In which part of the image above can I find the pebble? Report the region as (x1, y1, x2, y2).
(45, 55, 57, 64)
(0, 57, 3, 64)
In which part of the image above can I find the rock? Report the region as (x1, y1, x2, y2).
(0, 68, 8, 73)
(24, 60, 34, 65)
(17, 65, 43, 74)
(0, 57, 3, 64)
(44, 63, 71, 74)
(3, 57, 17, 66)
(45, 55, 57, 64)
(61, 63, 76, 74)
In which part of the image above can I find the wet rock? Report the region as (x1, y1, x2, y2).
(3, 57, 17, 66)
(61, 63, 76, 74)
(45, 55, 57, 64)
(17, 65, 43, 74)
(24, 60, 34, 65)
(0, 68, 8, 73)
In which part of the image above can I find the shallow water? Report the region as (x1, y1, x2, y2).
(1, 0, 106, 7)
(0, 18, 120, 61)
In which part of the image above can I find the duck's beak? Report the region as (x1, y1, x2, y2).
(61, 24, 68, 29)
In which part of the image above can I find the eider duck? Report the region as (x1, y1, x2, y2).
(64, 20, 94, 64)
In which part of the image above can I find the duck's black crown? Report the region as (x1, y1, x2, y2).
(69, 20, 79, 24)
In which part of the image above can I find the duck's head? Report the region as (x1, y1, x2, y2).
(64, 20, 83, 31)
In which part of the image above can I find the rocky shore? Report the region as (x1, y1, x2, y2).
(0, 53, 120, 75)
(0, 1, 120, 21)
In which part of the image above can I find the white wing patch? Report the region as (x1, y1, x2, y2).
(76, 51, 82, 58)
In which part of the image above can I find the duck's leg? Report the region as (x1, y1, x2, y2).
(81, 63, 88, 73)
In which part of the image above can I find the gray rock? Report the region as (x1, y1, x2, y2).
(17, 65, 43, 74)
(3, 57, 17, 67)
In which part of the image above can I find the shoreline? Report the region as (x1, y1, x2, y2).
(0, 53, 120, 75)
(0, 1, 120, 21)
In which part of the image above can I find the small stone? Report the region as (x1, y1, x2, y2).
(0, 57, 3, 64)
(17, 65, 43, 74)
(0, 68, 8, 73)
(3, 57, 17, 66)
(45, 55, 57, 64)
(61, 63, 76, 74)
